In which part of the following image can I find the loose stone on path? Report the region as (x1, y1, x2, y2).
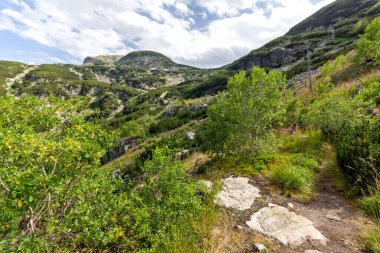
(246, 204, 327, 246)
(214, 177, 261, 211)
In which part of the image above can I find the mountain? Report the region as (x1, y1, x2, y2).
(228, 0, 380, 81)
(115, 51, 196, 70)
(83, 55, 124, 65)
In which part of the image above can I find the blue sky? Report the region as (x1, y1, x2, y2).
(0, 0, 334, 68)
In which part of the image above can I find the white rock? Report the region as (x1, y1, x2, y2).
(246, 204, 327, 246)
(304, 250, 322, 253)
(254, 243, 267, 252)
(199, 180, 213, 192)
(288, 203, 295, 209)
(326, 214, 341, 222)
(186, 131, 196, 141)
(214, 177, 260, 211)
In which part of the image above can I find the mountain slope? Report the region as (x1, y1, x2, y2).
(115, 51, 196, 70)
(228, 0, 380, 81)
(83, 55, 124, 66)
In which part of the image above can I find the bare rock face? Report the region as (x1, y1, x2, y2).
(246, 204, 327, 246)
(214, 177, 260, 211)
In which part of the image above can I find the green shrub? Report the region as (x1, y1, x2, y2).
(0, 61, 26, 84)
(356, 17, 380, 66)
(27, 64, 80, 81)
(199, 67, 286, 157)
(358, 191, 380, 222)
(270, 165, 314, 196)
(364, 227, 380, 253)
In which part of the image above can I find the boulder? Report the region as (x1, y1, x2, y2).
(254, 243, 268, 252)
(214, 177, 260, 211)
(186, 131, 196, 141)
(246, 204, 327, 246)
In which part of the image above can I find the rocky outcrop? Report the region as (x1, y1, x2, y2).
(246, 204, 327, 246)
(214, 177, 261, 211)
(83, 55, 124, 66)
(228, 0, 379, 81)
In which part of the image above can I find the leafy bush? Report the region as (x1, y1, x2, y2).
(199, 67, 287, 157)
(303, 75, 380, 190)
(356, 17, 380, 66)
(0, 96, 209, 252)
(122, 115, 155, 138)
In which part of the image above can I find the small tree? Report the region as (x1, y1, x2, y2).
(356, 17, 380, 66)
(199, 67, 286, 157)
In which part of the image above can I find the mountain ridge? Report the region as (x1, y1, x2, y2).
(227, 0, 380, 81)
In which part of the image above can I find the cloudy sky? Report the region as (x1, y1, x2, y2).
(0, 0, 334, 68)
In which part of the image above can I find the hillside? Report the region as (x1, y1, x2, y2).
(115, 51, 196, 70)
(0, 2, 379, 252)
(228, 0, 380, 81)
(83, 55, 124, 66)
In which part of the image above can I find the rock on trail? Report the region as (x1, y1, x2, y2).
(214, 177, 261, 211)
(246, 204, 327, 246)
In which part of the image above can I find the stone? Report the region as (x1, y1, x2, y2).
(288, 203, 295, 209)
(326, 214, 341, 222)
(246, 204, 327, 246)
(198, 180, 213, 192)
(254, 243, 267, 252)
(214, 177, 260, 211)
(304, 251, 322, 253)
(175, 149, 190, 160)
(186, 131, 196, 141)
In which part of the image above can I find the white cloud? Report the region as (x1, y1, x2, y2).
(0, 0, 335, 67)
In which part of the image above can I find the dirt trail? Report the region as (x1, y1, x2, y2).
(5, 66, 38, 90)
(211, 162, 375, 253)
(268, 161, 375, 253)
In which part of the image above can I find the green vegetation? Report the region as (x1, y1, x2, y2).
(0, 96, 214, 252)
(0, 12, 379, 253)
(0, 61, 27, 96)
(365, 228, 380, 253)
(358, 191, 380, 222)
(27, 64, 80, 81)
(199, 67, 286, 157)
(0, 61, 26, 85)
(270, 164, 314, 196)
(357, 17, 380, 65)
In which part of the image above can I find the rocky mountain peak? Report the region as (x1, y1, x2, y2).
(83, 55, 124, 66)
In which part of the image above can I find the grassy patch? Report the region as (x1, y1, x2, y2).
(358, 191, 380, 223)
(0, 61, 26, 84)
(266, 153, 318, 197)
(27, 64, 80, 81)
(364, 227, 380, 253)
(280, 129, 324, 155)
(270, 164, 314, 197)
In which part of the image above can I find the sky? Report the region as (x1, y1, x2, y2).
(0, 0, 335, 68)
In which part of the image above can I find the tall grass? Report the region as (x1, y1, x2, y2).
(281, 129, 324, 155)
(270, 164, 314, 197)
